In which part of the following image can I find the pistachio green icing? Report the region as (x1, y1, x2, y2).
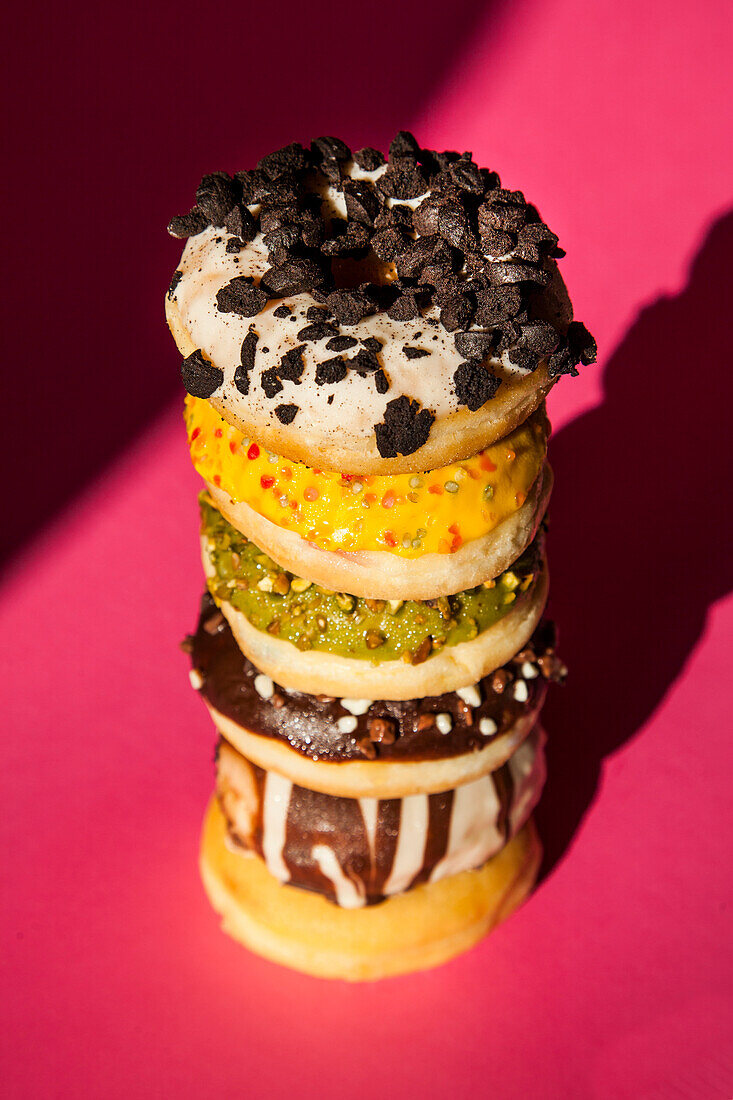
(201, 495, 541, 663)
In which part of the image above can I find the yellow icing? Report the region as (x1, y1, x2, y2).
(185, 396, 547, 556)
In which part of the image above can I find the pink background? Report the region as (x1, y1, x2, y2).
(3, 0, 733, 1096)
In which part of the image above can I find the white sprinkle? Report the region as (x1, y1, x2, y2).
(435, 713, 453, 734)
(257, 576, 274, 592)
(521, 661, 539, 679)
(268, 453, 278, 463)
(337, 716, 358, 734)
(254, 674, 274, 699)
(189, 669, 203, 690)
(351, 481, 364, 494)
(479, 717, 498, 736)
(513, 680, 529, 703)
(388, 600, 403, 614)
(409, 476, 422, 489)
(456, 684, 482, 708)
(340, 698, 372, 716)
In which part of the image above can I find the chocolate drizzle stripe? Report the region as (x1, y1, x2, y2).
(221, 740, 543, 907)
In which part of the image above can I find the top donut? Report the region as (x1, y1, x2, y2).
(166, 133, 595, 475)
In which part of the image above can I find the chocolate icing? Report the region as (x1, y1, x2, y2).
(189, 592, 563, 763)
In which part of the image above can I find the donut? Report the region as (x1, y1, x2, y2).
(187, 393, 551, 598)
(167, 133, 596, 476)
(215, 727, 545, 907)
(200, 794, 542, 981)
(186, 592, 566, 797)
(199, 498, 548, 699)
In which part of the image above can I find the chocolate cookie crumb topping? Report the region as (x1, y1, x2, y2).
(234, 330, 258, 395)
(315, 357, 348, 385)
(182, 350, 223, 399)
(216, 276, 268, 318)
(168, 270, 182, 299)
(170, 134, 597, 445)
(374, 396, 436, 458)
(453, 362, 502, 411)
(275, 403, 299, 424)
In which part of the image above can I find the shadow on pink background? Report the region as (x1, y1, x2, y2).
(2, 0, 733, 1097)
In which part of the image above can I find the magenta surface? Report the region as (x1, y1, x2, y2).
(3, 0, 733, 1096)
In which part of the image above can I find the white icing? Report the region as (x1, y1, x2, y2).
(456, 684, 482, 708)
(429, 774, 504, 884)
(340, 698, 372, 716)
(383, 793, 429, 896)
(311, 844, 365, 908)
(261, 772, 292, 882)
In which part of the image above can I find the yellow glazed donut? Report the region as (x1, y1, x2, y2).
(186, 394, 551, 598)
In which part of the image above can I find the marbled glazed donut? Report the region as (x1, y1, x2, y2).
(215, 726, 545, 907)
(167, 133, 596, 475)
(186, 592, 566, 797)
(200, 795, 542, 981)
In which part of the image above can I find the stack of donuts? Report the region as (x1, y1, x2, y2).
(167, 133, 595, 981)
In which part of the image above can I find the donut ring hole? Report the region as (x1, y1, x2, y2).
(331, 252, 398, 289)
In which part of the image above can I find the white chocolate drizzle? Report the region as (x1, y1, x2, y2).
(311, 844, 365, 909)
(260, 772, 292, 882)
(383, 793, 429, 896)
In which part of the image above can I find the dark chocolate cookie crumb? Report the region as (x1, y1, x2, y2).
(261, 258, 325, 297)
(326, 288, 375, 326)
(402, 346, 430, 359)
(274, 403, 299, 424)
(453, 330, 495, 361)
(353, 147, 385, 171)
(297, 321, 338, 343)
(196, 173, 239, 226)
(325, 335, 357, 352)
(216, 276, 268, 317)
(169, 135, 595, 387)
(167, 207, 209, 238)
(453, 362, 501, 411)
(374, 396, 435, 458)
(167, 270, 182, 299)
(182, 350, 223, 399)
(234, 330, 258, 395)
(315, 357, 348, 385)
(273, 304, 292, 318)
(374, 369, 390, 393)
(277, 345, 305, 382)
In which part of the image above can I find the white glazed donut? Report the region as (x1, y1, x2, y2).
(167, 134, 595, 475)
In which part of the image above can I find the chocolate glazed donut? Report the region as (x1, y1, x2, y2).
(216, 727, 546, 908)
(187, 591, 564, 764)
